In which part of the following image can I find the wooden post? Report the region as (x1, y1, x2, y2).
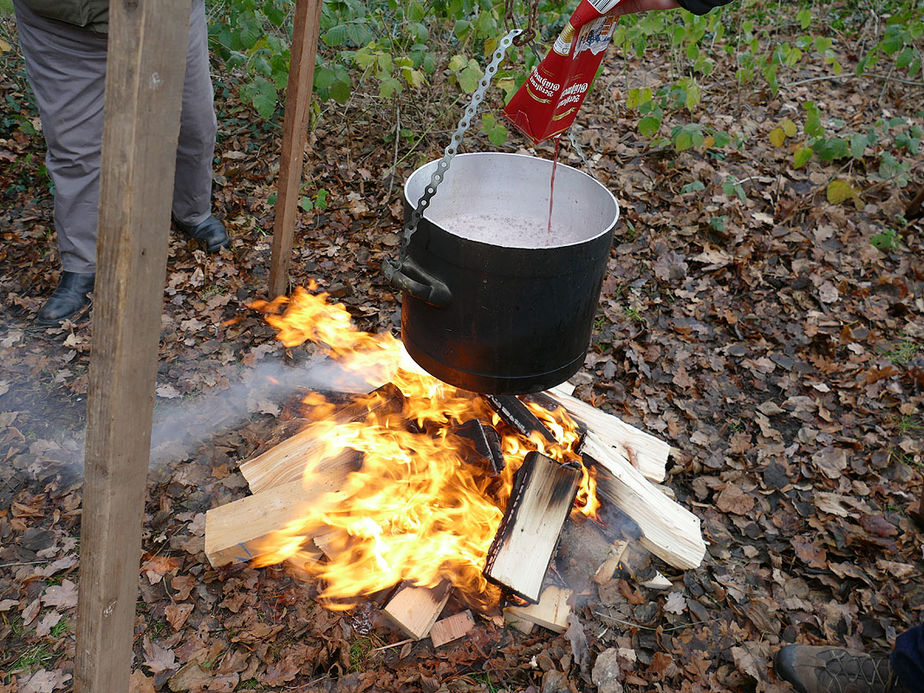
(268, 0, 324, 298)
(73, 1, 187, 690)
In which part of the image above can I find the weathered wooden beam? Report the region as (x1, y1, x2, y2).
(544, 389, 670, 483)
(73, 2, 188, 691)
(382, 581, 452, 640)
(240, 383, 404, 494)
(484, 452, 580, 602)
(504, 585, 573, 633)
(582, 433, 706, 570)
(268, 0, 323, 297)
(430, 610, 475, 648)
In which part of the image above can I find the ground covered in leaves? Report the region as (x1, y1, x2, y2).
(1, 10, 923, 693)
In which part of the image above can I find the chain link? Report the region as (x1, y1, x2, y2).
(505, 0, 539, 46)
(385, 28, 521, 280)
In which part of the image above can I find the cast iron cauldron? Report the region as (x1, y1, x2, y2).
(390, 152, 619, 394)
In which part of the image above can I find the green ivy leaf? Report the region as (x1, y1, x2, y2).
(812, 137, 848, 161)
(681, 180, 706, 194)
(638, 115, 662, 138)
(458, 66, 482, 94)
(793, 145, 813, 168)
(250, 76, 277, 120)
(378, 75, 402, 99)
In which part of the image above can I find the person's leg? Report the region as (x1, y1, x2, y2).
(171, 0, 228, 254)
(170, 0, 227, 252)
(172, 0, 218, 227)
(891, 624, 924, 689)
(13, 0, 106, 276)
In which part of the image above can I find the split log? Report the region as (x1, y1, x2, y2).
(240, 383, 404, 494)
(430, 610, 475, 647)
(544, 389, 669, 483)
(205, 475, 348, 567)
(453, 419, 504, 476)
(504, 585, 573, 633)
(484, 452, 581, 602)
(484, 395, 556, 443)
(581, 433, 706, 570)
(382, 581, 452, 640)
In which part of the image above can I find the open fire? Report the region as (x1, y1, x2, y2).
(205, 284, 705, 642)
(245, 284, 600, 611)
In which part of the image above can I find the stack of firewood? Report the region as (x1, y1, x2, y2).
(204, 373, 705, 646)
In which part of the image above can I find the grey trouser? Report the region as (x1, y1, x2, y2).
(13, 0, 217, 274)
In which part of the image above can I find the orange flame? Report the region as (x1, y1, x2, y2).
(248, 286, 596, 609)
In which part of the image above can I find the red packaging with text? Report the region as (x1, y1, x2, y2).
(503, 0, 623, 144)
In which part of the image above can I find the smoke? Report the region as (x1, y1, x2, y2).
(148, 353, 391, 467)
(10, 353, 394, 488)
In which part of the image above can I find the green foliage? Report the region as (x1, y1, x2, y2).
(209, 0, 544, 120)
(870, 228, 901, 252)
(299, 187, 329, 212)
(480, 112, 509, 146)
(12, 643, 59, 673)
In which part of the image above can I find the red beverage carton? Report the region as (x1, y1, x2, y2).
(503, 0, 623, 144)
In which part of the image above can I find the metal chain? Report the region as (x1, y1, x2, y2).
(505, 0, 539, 46)
(386, 28, 521, 279)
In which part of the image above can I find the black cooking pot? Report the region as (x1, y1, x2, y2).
(391, 152, 619, 394)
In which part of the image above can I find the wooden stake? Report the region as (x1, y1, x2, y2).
(382, 581, 452, 640)
(73, 2, 187, 690)
(268, 0, 323, 297)
(430, 610, 475, 648)
(582, 433, 706, 570)
(484, 452, 580, 603)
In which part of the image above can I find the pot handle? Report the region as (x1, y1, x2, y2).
(389, 258, 452, 308)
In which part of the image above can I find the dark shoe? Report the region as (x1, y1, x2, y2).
(173, 215, 230, 253)
(775, 644, 908, 693)
(35, 271, 95, 326)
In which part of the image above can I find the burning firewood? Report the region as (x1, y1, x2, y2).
(382, 581, 452, 640)
(483, 394, 556, 443)
(582, 432, 706, 570)
(452, 419, 505, 476)
(483, 451, 581, 602)
(538, 388, 670, 483)
(205, 479, 346, 567)
(239, 382, 406, 494)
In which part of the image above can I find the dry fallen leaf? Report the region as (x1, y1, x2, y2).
(17, 669, 71, 693)
(663, 591, 687, 615)
(41, 580, 77, 610)
(166, 603, 194, 630)
(715, 484, 755, 515)
(142, 636, 177, 675)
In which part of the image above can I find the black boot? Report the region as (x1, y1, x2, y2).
(173, 215, 230, 253)
(775, 644, 909, 693)
(35, 271, 95, 326)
